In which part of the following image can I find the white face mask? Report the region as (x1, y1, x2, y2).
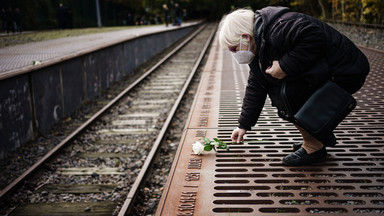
(232, 36, 255, 64)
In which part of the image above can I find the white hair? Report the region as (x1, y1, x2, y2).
(219, 9, 255, 48)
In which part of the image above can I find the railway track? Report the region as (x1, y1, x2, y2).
(0, 23, 217, 216)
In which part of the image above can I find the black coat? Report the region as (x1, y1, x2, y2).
(238, 6, 370, 130)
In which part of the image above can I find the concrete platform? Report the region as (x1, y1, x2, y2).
(0, 22, 200, 79)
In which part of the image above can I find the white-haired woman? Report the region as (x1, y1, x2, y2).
(219, 7, 369, 166)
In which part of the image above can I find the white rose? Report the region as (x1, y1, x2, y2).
(192, 141, 205, 155)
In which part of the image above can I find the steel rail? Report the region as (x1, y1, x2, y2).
(357, 44, 384, 54)
(118, 24, 217, 216)
(326, 19, 384, 29)
(0, 23, 205, 203)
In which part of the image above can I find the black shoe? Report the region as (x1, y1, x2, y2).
(292, 134, 337, 151)
(282, 147, 327, 166)
(321, 133, 337, 147)
(292, 142, 303, 151)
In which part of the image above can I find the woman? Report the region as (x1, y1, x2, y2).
(219, 7, 369, 166)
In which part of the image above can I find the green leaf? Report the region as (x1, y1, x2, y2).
(213, 138, 222, 144)
(199, 137, 231, 153)
(204, 144, 213, 151)
(203, 137, 211, 145)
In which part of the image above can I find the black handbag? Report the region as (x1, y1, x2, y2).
(288, 80, 356, 139)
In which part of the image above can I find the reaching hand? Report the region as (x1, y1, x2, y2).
(265, 60, 287, 79)
(231, 127, 247, 143)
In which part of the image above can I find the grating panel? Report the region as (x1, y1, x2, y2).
(213, 48, 384, 215)
(157, 30, 384, 215)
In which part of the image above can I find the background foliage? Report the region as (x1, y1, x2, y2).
(0, 0, 383, 30)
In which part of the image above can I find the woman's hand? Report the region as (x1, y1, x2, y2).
(231, 127, 247, 143)
(266, 60, 287, 79)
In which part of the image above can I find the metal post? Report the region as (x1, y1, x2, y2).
(95, 0, 102, 27)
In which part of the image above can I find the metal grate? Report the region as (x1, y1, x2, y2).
(214, 48, 384, 215)
(156, 34, 384, 215)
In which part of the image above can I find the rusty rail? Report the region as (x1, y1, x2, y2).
(156, 30, 384, 215)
